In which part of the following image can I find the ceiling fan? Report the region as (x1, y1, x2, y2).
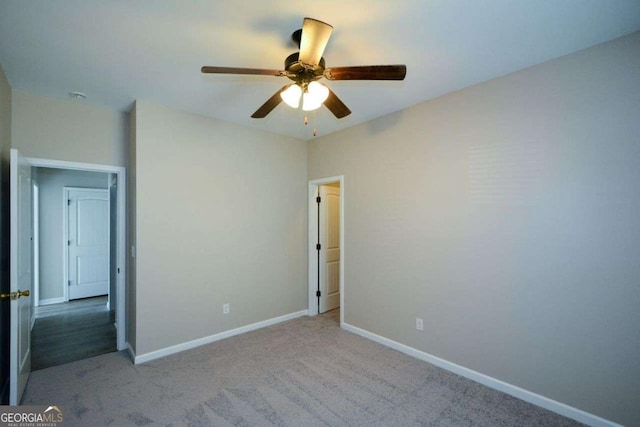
(201, 17, 407, 119)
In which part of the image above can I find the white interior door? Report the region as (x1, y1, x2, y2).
(319, 184, 340, 313)
(10, 148, 32, 405)
(67, 188, 109, 300)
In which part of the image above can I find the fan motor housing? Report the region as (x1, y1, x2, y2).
(284, 52, 325, 83)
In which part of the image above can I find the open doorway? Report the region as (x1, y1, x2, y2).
(31, 167, 115, 370)
(308, 176, 344, 325)
(7, 150, 126, 404)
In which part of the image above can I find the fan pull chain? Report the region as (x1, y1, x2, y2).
(313, 110, 318, 137)
(303, 112, 319, 137)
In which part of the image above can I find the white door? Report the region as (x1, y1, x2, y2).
(319, 185, 340, 313)
(9, 148, 32, 405)
(67, 188, 109, 300)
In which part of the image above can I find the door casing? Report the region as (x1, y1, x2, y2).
(27, 156, 127, 351)
(32, 181, 39, 311)
(308, 176, 344, 324)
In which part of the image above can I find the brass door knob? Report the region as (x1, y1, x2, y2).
(0, 290, 30, 300)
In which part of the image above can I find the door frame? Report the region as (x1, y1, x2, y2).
(63, 187, 110, 303)
(32, 180, 39, 310)
(308, 176, 344, 325)
(27, 157, 127, 351)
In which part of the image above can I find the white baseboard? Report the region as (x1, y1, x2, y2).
(342, 323, 621, 427)
(38, 297, 65, 306)
(134, 310, 308, 364)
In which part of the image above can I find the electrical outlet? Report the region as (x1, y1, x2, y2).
(416, 317, 424, 331)
(223, 303, 230, 314)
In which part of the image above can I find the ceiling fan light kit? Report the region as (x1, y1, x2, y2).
(281, 84, 302, 108)
(302, 81, 330, 111)
(201, 17, 407, 125)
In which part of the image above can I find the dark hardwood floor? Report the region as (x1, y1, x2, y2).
(31, 297, 117, 371)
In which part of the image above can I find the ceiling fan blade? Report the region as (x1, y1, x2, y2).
(201, 66, 284, 77)
(299, 18, 333, 66)
(324, 88, 351, 119)
(324, 65, 407, 80)
(251, 85, 289, 118)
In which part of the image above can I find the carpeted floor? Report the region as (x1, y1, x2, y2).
(22, 314, 584, 427)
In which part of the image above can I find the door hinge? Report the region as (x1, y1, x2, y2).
(68, 280, 71, 286)
(316, 196, 321, 203)
(68, 240, 71, 246)
(316, 243, 321, 251)
(316, 290, 321, 297)
(68, 199, 71, 206)
(117, 267, 120, 274)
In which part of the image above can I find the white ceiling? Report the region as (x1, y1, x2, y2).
(1, 1, 640, 141)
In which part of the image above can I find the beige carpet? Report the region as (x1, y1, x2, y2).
(22, 314, 584, 426)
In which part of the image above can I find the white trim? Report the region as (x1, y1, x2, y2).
(32, 181, 39, 307)
(26, 156, 127, 351)
(134, 310, 308, 364)
(107, 178, 114, 312)
(62, 188, 69, 303)
(37, 297, 66, 306)
(27, 158, 121, 174)
(308, 176, 345, 326)
(342, 322, 622, 427)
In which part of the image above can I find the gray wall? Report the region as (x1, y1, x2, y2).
(0, 64, 12, 403)
(131, 101, 307, 356)
(11, 91, 128, 167)
(308, 31, 640, 426)
(36, 168, 109, 302)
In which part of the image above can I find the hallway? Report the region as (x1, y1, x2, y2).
(31, 296, 116, 371)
